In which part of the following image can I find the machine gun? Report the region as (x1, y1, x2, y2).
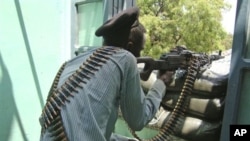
(137, 50, 223, 81)
(135, 48, 225, 141)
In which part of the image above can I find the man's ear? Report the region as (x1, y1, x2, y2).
(127, 41, 134, 49)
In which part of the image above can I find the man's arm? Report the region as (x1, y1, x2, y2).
(119, 53, 167, 131)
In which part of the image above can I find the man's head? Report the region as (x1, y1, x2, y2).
(95, 7, 139, 48)
(126, 22, 146, 57)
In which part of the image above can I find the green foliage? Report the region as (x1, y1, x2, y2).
(137, 0, 231, 58)
(222, 33, 233, 50)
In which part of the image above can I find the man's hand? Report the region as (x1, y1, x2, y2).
(157, 70, 174, 86)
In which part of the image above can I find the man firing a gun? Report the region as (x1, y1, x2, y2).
(39, 7, 174, 141)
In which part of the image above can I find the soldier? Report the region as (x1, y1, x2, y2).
(39, 7, 173, 141)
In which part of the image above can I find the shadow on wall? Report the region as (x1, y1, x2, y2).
(0, 53, 28, 141)
(14, 0, 44, 108)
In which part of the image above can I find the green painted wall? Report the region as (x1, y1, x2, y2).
(0, 0, 155, 140)
(0, 0, 70, 140)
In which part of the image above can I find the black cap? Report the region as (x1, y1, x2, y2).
(95, 7, 139, 46)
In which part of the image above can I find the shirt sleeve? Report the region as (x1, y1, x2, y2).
(119, 53, 166, 131)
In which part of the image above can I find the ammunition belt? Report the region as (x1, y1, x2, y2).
(47, 62, 67, 100)
(131, 56, 201, 141)
(39, 46, 120, 141)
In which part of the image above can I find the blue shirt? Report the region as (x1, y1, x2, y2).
(40, 47, 166, 141)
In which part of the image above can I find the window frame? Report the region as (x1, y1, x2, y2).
(220, 0, 250, 140)
(70, 0, 136, 57)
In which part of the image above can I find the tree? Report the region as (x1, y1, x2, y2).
(222, 33, 233, 50)
(137, 0, 231, 58)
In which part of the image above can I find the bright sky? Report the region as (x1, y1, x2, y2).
(221, 0, 237, 34)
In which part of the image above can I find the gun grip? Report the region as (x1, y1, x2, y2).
(140, 70, 153, 81)
(137, 57, 155, 81)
